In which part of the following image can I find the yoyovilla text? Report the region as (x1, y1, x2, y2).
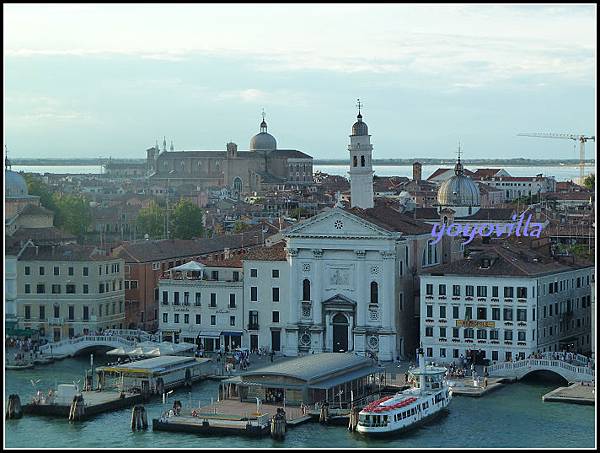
(431, 214, 544, 245)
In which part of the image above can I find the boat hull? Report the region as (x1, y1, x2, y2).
(355, 407, 449, 438)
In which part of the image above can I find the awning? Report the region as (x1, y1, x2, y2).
(198, 331, 221, 338)
(221, 331, 243, 336)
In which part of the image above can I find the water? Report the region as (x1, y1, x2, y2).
(11, 164, 589, 181)
(5, 356, 595, 448)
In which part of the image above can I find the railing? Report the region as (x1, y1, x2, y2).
(488, 356, 594, 380)
(39, 334, 136, 353)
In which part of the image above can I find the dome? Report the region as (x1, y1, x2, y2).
(250, 117, 277, 151)
(5, 170, 29, 198)
(250, 132, 277, 151)
(437, 159, 480, 207)
(351, 113, 368, 136)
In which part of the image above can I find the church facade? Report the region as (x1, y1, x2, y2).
(146, 117, 313, 197)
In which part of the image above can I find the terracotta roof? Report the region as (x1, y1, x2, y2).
(200, 257, 244, 268)
(11, 227, 76, 243)
(545, 192, 593, 201)
(472, 168, 504, 178)
(269, 149, 312, 159)
(344, 206, 432, 235)
(243, 241, 288, 261)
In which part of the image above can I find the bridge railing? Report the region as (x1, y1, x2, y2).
(488, 357, 594, 378)
(39, 335, 136, 353)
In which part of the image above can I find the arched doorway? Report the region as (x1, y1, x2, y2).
(332, 313, 349, 353)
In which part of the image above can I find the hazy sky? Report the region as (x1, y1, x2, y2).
(4, 4, 596, 160)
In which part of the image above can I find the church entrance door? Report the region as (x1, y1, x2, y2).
(332, 313, 349, 353)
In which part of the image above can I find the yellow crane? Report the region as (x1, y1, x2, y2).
(517, 132, 595, 182)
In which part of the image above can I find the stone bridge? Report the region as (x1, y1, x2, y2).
(39, 335, 137, 357)
(488, 355, 594, 384)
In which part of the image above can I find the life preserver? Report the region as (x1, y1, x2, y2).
(191, 410, 198, 417)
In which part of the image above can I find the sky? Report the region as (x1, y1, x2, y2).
(3, 4, 597, 161)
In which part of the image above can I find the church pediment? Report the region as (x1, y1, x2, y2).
(283, 207, 398, 239)
(322, 293, 356, 308)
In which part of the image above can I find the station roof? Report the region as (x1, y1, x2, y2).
(97, 355, 210, 375)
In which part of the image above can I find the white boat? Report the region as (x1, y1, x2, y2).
(356, 347, 452, 436)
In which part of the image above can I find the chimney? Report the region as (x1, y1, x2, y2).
(413, 162, 422, 182)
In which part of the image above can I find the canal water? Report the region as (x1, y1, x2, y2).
(5, 356, 595, 448)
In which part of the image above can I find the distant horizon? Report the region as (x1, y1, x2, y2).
(5, 4, 596, 160)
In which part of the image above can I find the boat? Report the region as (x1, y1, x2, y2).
(6, 362, 35, 370)
(356, 347, 452, 436)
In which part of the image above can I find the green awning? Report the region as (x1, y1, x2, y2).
(6, 328, 38, 338)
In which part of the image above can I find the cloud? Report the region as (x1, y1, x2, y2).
(5, 94, 95, 128)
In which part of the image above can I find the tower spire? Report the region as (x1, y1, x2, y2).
(260, 109, 268, 133)
(170, 140, 174, 152)
(163, 136, 167, 152)
(455, 141, 464, 175)
(356, 98, 363, 119)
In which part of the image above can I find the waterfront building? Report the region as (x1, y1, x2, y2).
(222, 353, 382, 406)
(16, 243, 126, 341)
(419, 240, 594, 364)
(146, 116, 313, 196)
(158, 259, 244, 351)
(112, 235, 264, 331)
(474, 174, 557, 202)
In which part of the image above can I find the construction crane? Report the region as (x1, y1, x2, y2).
(517, 133, 595, 182)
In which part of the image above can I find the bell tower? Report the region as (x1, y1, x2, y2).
(348, 99, 374, 209)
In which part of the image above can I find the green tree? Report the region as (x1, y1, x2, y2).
(291, 207, 308, 220)
(170, 199, 204, 240)
(24, 174, 59, 216)
(583, 173, 595, 190)
(232, 220, 250, 233)
(136, 201, 166, 239)
(52, 194, 91, 238)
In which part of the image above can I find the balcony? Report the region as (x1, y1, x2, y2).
(504, 298, 513, 303)
(452, 297, 460, 301)
(517, 341, 527, 346)
(504, 340, 513, 345)
(48, 317, 64, 326)
(504, 321, 513, 326)
(438, 296, 447, 300)
(517, 299, 527, 303)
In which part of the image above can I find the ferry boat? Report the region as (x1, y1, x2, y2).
(356, 347, 452, 436)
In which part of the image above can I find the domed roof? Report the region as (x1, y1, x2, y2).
(5, 170, 29, 198)
(351, 113, 368, 136)
(437, 159, 480, 207)
(250, 117, 277, 151)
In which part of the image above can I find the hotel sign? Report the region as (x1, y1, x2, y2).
(456, 320, 495, 328)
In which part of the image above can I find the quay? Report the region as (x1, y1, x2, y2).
(448, 376, 512, 397)
(542, 383, 595, 406)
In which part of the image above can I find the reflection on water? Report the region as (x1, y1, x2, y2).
(5, 355, 595, 448)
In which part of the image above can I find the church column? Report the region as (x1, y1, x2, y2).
(287, 248, 299, 325)
(355, 250, 367, 327)
(312, 249, 324, 324)
(381, 251, 396, 330)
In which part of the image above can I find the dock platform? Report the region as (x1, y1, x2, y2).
(542, 383, 595, 406)
(23, 391, 144, 419)
(448, 377, 510, 397)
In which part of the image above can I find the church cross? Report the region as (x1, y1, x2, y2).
(356, 99, 362, 114)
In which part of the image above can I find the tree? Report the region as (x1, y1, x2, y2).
(52, 194, 91, 239)
(24, 174, 59, 216)
(583, 173, 595, 191)
(136, 201, 166, 239)
(291, 207, 309, 220)
(232, 220, 250, 233)
(170, 199, 204, 240)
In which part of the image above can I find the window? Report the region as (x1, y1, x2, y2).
(210, 293, 217, 307)
(250, 269, 258, 278)
(54, 266, 60, 276)
(422, 241, 439, 267)
(229, 294, 236, 308)
(233, 271, 240, 282)
(52, 284, 61, 294)
(303, 279, 311, 300)
(517, 331, 526, 342)
(68, 305, 75, 321)
(174, 314, 180, 324)
(504, 287, 514, 298)
(452, 306, 459, 319)
(464, 328, 474, 339)
(163, 313, 168, 323)
(130, 281, 138, 289)
(37, 284, 45, 294)
(504, 330, 513, 340)
(184, 292, 190, 306)
(68, 267, 74, 276)
(492, 307, 500, 320)
(184, 314, 189, 324)
(371, 282, 379, 304)
(210, 315, 216, 326)
(272, 287, 280, 302)
(152, 262, 160, 270)
(490, 330, 499, 340)
(492, 350, 498, 361)
(39, 305, 46, 321)
(425, 327, 433, 337)
(272, 269, 279, 278)
(426, 284, 433, 296)
(426, 305, 433, 317)
(517, 287, 527, 298)
(439, 327, 446, 338)
(272, 311, 280, 323)
(452, 285, 460, 296)
(426, 347, 433, 358)
(25, 266, 30, 276)
(25, 306, 31, 320)
(251, 287, 258, 302)
(25, 284, 31, 294)
(66, 284, 75, 294)
(39, 266, 45, 276)
(83, 284, 88, 294)
(465, 307, 473, 320)
(438, 284, 446, 296)
(211, 270, 219, 281)
(492, 286, 498, 297)
(453, 327, 460, 338)
(174, 292, 180, 305)
(503, 308, 513, 321)
(477, 329, 487, 340)
(477, 286, 487, 297)
(195, 292, 201, 306)
(82, 306, 89, 321)
(440, 348, 446, 358)
(477, 307, 487, 320)
(453, 349, 459, 358)
(466, 286, 474, 297)
(230, 316, 235, 326)
(439, 306, 446, 319)
(195, 314, 201, 324)
(517, 309, 527, 322)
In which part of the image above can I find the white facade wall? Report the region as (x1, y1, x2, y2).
(479, 177, 557, 201)
(5, 255, 18, 323)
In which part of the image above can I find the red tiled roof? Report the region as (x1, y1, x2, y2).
(243, 241, 288, 261)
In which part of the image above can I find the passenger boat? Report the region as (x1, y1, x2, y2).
(356, 347, 452, 436)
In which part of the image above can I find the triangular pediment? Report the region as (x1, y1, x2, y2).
(282, 207, 398, 239)
(323, 293, 356, 307)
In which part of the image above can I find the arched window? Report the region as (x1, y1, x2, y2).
(233, 177, 242, 192)
(302, 279, 311, 301)
(353, 156, 357, 167)
(361, 155, 365, 167)
(370, 281, 378, 304)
